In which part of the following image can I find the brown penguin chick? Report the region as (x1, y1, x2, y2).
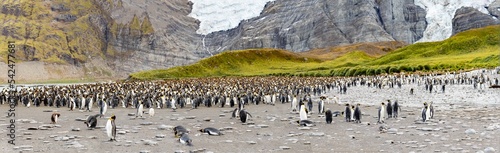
(51, 112, 61, 124)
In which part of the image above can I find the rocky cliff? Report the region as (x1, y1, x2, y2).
(201, 0, 427, 54)
(452, 6, 500, 35)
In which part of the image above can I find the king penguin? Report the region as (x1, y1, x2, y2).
(106, 114, 116, 141)
(149, 107, 155, 117)
(422, 102, 431, 122)
(378, 102, 386, 124)
(429, 101, 434, 119)
(100, 99, 107, 118)
(84, 114, 100, 129)
(386, 100, 393, 118)
(353, 104, 361, 123)
(318, 96, 325, 114)
(51, 112, 61, 124)
(239, 109, 253, 123)
(299, 102, 308, 121)
(136, 101, 144, 118)
(199, 127, 223, 136)
(393, 100, 399, 118)
(291, 95, 298, 112)
(179, 133, 193, 146)
(344, 103, 351, 122)
(325, 109, 333, 124)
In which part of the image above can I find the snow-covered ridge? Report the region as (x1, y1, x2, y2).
(415, 0, 495, 42)
(189, 0, 495, 42)
(188, 0, 274, 35)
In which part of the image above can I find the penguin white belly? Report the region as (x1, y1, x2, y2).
(171, 99, 177, 109)
(89, 99, 93, 111)
(138, 104, 144, 117)
(54, 115, 58, 123)
(425, 107, 431, 121)
(350, 108, 355, 120)
(292, 98, 297, 111)
(149, 108, 155, 117)
(106, 120, 112, 138)
(379, 107, 386, 123)
(300, 106, 307, 120)
(27, 101, 31, 107)
(102, 103, 107, 116)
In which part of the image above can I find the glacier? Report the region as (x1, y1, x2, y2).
(415, 0, 495, 42)
(189, 0, 495, 42)
(188, 0, 274, 35)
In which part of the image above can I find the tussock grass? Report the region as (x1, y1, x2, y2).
(130, 26, 500, 80)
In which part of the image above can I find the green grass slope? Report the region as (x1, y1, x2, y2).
(131, 25, 500, 80)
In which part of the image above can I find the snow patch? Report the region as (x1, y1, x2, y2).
(189, 0, 275, 35)
(415, 0, 495, 42)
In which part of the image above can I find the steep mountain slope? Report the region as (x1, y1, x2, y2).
(130, 25, 500, 80)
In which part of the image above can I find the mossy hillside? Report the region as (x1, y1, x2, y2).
(131, 25, 500, 80)
(130, 49, 323, 79)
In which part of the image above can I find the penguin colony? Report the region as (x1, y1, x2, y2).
(1, 70, 497, 147)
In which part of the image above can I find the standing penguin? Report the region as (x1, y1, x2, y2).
(386, 100, 393, 118)
(353, 104, 361, 123)
(422, 102, 430, 122)
(378, 102, 386, 124)
(106, 114, 116, 141)
(325, 109, 333, 124)
(392, 100, 400, 118)
(350, 105, 355, 121)
(344, 103, 351, 122)
(51, 112, 61, 124)
(299, 102, 308, 121)
(149, 107, 155, 117)
(291, 95, 298, 112)
(136, 101, 144, 118)
(239, 109, 252, 123)
(100, 100, 107, 118)
(429, 102, 434, 119)
(318, 96, 325, 114)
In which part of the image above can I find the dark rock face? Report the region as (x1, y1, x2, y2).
(488, 0, 500, 18)
(452, 7, 499, 35)
(201, 0, 427, 55)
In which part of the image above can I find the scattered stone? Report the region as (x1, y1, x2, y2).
(247, 141, 257, 145)
(139, 150, 150, 153)
(157, 125, 171, 130)
(219, 114, 226, 117)
(155, 134, 165, 138)
(298, 127, 311, 130)
(280, 146, 291, 150)
(118, 131, 126, 135)
(43, 110, 54, 112)
(385, 140, 394, 144)
(23, 132, 32, 135)
(203, 118, 211, 122)
(65, 141, 84, 148)
(27, 127, 38, 130)
(72, 128, 80, 132)
(174, 150, 185, 153)
(225, 140, 233, 143)
(140, 122, 153, 126)
(257, 124, 269, 128)
(62, 137, 70, 141)
(419, 127, 433, 131)
(310, 132, 325, 137)
(128, 113, 135, 116)
(304, 141, 311, 145)
(186, 116, 196, 119)
(484, 147, 496, 153)
(143, 140, 158, 146)
(387, 128, 398, 134)
(75, 118, 86, 121)
(88, 136, 97, 139)
(465, 129, 476, 134)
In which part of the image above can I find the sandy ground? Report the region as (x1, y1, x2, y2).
(1, 80, 499, 153)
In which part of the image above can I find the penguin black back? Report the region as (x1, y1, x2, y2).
(325, 110, 333, 124)
(354, 104, 361, 123)
(344, 104, 351, 122)
(393, 101, 399, 118)
(386, 101, 393, 118)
